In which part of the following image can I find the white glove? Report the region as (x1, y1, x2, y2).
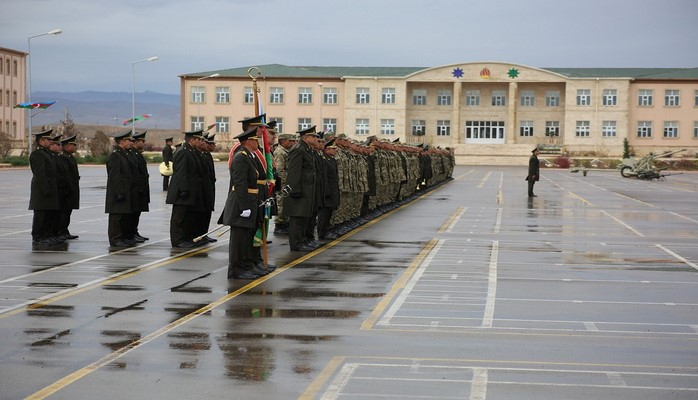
(240, 209, 251, 218)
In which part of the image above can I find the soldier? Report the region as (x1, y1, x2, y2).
(131, 131, 150, 242)
(272, 133, 297, 234)
(222, 127, 266, 279)
(57, 134, 80, 240)
(526, 147, 540, 197)
(29, 129, 61, 245)
(166, 129, 206, 248)
(317, 138, 339, 240)
(197, 132, 217, 243)
(105, 130, 135, 247)
(285, 126, 320, 252)
(161, 137, 173, 191)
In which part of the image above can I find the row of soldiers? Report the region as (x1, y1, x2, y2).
(29, 129, 80, 245)
(272, 126, 455, 255)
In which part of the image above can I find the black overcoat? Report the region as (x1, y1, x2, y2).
(105, 147, 133, 214)
(284, 140, 317, 218)
(29, 147, 60, 211)
(222, 149, 259, 230)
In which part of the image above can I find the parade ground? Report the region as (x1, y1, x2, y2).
(1, 164, 697, 399)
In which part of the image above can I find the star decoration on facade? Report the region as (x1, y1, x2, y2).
(452, 67, 464, 78)
(507, 68, 520, 78)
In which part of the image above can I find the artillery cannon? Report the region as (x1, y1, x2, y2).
(618, 148, 686, 180)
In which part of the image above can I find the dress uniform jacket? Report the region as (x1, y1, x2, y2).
(135, 150, 150, 212)
(165, 142, 204, 210)
(322, 156, 340, 210)
(221, 149, 259, 230)
(284, 139, 317, 218)
(29, 147, 60, 211)
(61, 151, 80, 210)
(105, 147, 133, 214)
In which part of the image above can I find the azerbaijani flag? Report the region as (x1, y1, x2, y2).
(14, 101, 56, 109)
(253, 112, 275, 248)
(122, 114, 152, 126)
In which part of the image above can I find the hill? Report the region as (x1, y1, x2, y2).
(31, 90, 180, 129)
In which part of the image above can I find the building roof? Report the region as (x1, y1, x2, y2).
(181, 64, 698, 80)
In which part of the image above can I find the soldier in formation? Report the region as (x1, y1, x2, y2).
(57, 134, 80, 240)
(29, 129, 62, 245)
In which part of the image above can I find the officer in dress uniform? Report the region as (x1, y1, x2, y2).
(105, 130, 135, 247)
(222, 127, 265, 279)
(284, 126, 320, 252)
(131, 131, 150, 242)
(162, 137, 174, 191)
(317, 138, 340, 240)
(29, 129, 62, 245)
(57, 134, 80, 240)
(166, 129, 206, 248)
(196, 132, 217, 243)
(272, 133, 297, 234)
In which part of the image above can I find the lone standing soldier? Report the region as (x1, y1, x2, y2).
(29, 129, 61, 245)
(526, 147, 540, 197)
(105, 130, 135, 247)
(162, 137, 173, 191)
(57, 134, 80, 240)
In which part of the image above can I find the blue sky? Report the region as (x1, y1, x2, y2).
(2, 0, 697, 95)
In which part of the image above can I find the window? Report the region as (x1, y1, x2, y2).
(381, 88, 395, 104)
(12, 91, 17, 105)
(323, 87, 337, 104)
(411, 120, 425, 136)
(576, 89, 591, 106)
(519, 121, 534, 137)
(270, 117, 283, 133)
(5, 59, 9, 75)
(190, 116, 203, 131)
(0, 58, 3, 74)
(602, 121, 617, 137)
(269, 87, 284, 104)
(215, 117, 230, 133)
(546, 90, 560, 107)
(12, 60, 17, 77)
(323, 118, 337, 133)
(191, 86, 204, 103)
(298, 88, 312, 104)
(665, 90, 680, 106)
(356, 87, 370, 104)
(437, 90, 452, 106)
(216, 87, 230, 103)
(637, 121, 652, 138)
(575, 121, 590, 137)
(520, 90, 535, 107)
(638, 89, 653, 106)
(298, 118, 312, 132)
(695, 90, 698, 106)
(465, 90, 480, 106)
(664, 121, 679, 138)
(412, 89, 426, 105)
(381, 119, 395, 135)
(243, 87, 254, 104)
(545, 121, 560, 137)
(694, 121, 698, 139)
(602, 89, 617, 106)
(436, 120, 451, 136)
(355, 118, 370, 135)
(491, 90, 506, 106)
(465, 121, 505, 140)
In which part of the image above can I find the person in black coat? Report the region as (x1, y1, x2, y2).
(166, 130, 206, 248)
(284, 126, 320, 251)
(57, 135, 80, 240)
(526, 147, 541, 197)
(130, 131, 150, 242)
(161, 137, 173, 191)
(317, 138, 340, 240)
(105, 130, 135, 247)
(29, 129, 62, 245)
(221, 127, 263, 279)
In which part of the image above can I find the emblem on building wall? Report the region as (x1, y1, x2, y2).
(507, 68, 520, 78)
(452, 67, 464, 78)
(480, 68, 490, 79)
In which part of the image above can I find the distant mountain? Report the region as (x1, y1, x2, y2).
(31, 90, 180, 129)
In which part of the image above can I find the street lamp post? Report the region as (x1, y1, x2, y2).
(195, 73, 220, 130)
(26, 28, 62, 155)
(318, 82, 323, 132)
(131, 56, 158, 136)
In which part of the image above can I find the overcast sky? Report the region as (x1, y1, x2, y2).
(2, 0, 697, 95)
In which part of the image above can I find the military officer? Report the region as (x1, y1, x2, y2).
(317, 138, 340, 240)
(105, 130, 135, 247)
(272, 133, 297, 234)
(57, 134, 80, 240)
(29, 129, 62, 245)
(526, 147, 540, 197)
(162, 137, 174, 191)
(131, 131, 150, 242)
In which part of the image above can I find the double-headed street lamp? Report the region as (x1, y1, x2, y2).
(131, 56, 159, 136)
(26, 28, 62, 155)
(196, 73, 220, 130)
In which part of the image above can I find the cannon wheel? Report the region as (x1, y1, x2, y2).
(620, 166, 632, 178)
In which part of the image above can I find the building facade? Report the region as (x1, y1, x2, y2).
(180, 63, 698, 163)
(0, 47, 27, 143)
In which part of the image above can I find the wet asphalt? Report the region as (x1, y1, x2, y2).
(0, 164, 697, 399)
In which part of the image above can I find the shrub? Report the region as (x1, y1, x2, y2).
(554, 156, 571, 168)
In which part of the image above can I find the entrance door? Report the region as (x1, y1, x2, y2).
(464, 121, 505, 144)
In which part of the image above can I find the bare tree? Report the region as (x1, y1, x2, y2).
(0, 130, 13, 159)
(89, 130, 112, 157)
